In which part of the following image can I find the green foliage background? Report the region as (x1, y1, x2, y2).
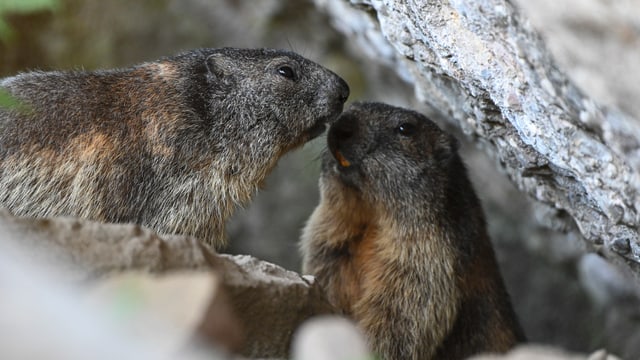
(0, 0, 58, 108)
(0, 0, 58, 40)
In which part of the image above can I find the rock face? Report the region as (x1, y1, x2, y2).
(313, 0, 640, 280)
(513, 0, 640, 120)
(469, 346, 619, 360)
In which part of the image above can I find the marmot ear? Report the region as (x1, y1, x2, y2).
(205, 53, 227, 80)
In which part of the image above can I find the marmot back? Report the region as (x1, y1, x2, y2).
(301, 102, 524, 359)
(0, 47, 349, 246)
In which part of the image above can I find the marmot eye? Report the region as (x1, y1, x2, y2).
(277, 65, 297, 80)
(397, 123, 417, 136)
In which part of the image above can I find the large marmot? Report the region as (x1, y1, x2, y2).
(0, 47, 349, 247)
(301, 102, 524, 359)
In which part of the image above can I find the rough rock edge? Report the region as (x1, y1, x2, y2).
(314, 0, 640, 278)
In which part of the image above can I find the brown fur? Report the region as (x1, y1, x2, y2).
(301, 102, 524, 359)
(0, 48, 349, 247)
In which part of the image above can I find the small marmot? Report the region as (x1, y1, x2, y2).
(0, 47, 349, 247)
(301, 102, 525, 359)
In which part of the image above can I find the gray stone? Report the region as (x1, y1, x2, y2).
(0, 210, 335, 359)
(313, 0, 640, 282)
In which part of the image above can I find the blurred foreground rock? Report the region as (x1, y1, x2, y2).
(0, 210, 334, 359)
(291, 316, 370, 360)
(470, 346, 620, 360)
(315, 0, 640, 280)
(315, 0, 640, 357)
(86, 271, 243, 355)
(0, 212, 626, 359)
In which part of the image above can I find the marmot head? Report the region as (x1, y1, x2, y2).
(192, 48, 350, 153)
(321, 102, 460, 214)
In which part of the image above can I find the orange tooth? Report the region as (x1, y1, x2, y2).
(335, 150, 351, 167)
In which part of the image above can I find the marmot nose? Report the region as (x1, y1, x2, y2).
(337, 77, 350, 104)
(329, 115, 356, 144)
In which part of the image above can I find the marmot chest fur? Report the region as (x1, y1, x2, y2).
(0, 47, 349, 247)
(301, 102, 524, 360)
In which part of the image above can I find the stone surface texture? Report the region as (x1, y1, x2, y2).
(314, 0, 640, 277)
